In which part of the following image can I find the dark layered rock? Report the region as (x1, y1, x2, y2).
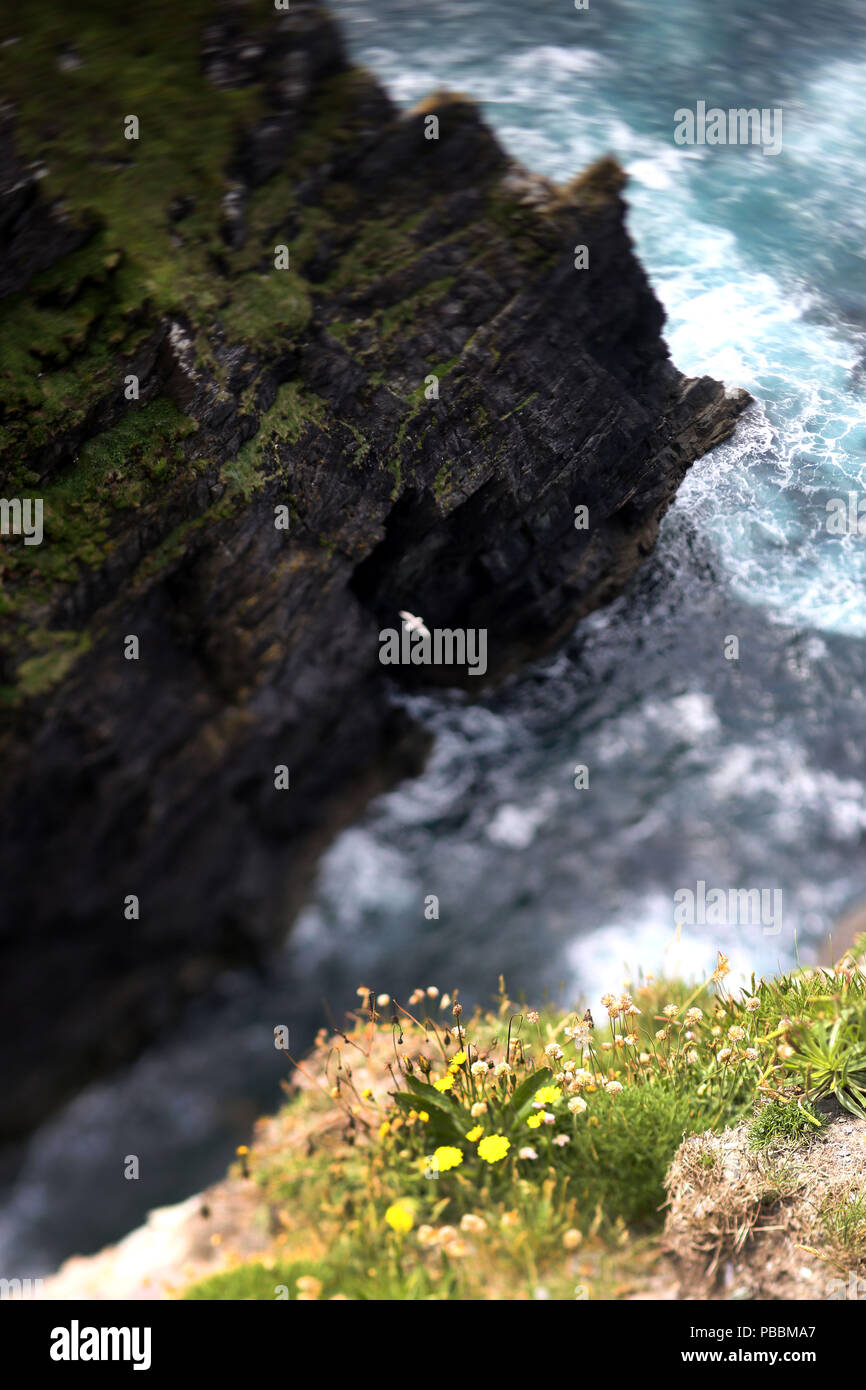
(0, 2, 750, 1143)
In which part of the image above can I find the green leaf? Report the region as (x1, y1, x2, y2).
(392, 1088, 460, 1119)
(507, 1066, 553, 1114)
(404, 1076, 448, 1100)
(391, 1091, 463, 1141)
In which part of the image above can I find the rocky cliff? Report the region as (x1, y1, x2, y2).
(0, 0, 749, 1143)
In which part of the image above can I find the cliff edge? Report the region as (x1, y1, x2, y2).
(0, 1, 750, 1142)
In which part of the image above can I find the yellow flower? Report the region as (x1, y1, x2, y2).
(526, 1112, 543, 1129)
(477, 1134, 511, 1164)
(385, 1201, 414, 1234)
(432, 1145, 463, 1172)
(377, 1122, 390, 1140)
(450, 1050, 467, 1067)
(465, 1124, 484, 1141)
(418, 1111, 430, 1123)
(433, 1075, 455, 1093)
(360, 1087, 373, 1099)
(534, 1085, 562, 1105)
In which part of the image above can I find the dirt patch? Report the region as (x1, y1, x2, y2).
(663, 1101, 866, 1300)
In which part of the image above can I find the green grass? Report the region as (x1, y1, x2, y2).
(822, 1188, 866, 1262)
(174, 946, 866, 1300)
(747, 1098, 825, 1151)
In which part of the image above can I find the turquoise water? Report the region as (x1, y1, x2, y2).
(308, 0, 866, 992)
(3, 0, 866, 1273)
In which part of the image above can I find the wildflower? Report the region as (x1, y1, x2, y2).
(542, 1111, 555, 1125)
(436, 1225, 458, 1246)
(296, 1275, 323, 1299)
(654, 1029, 668, 1041)
(685, 1049, 699, 1065)
(527, 1010, 539, 1023)
(535, 1084, 562, 1105)
(712, 952, 731, 983)
(477, 1134, 511, 1164)
(493, 1062, 511, 1077)
(416, 1225, 437, 1246)
(744, 996, 760, 1012)
(519, 1145, 539, 1160)
(684, 1007, 703, 1026)
(744, 1047, 758, 1061)
(360, 1086, 373, 1100)
(449, 1050, 467, 1070)
(545, 1043, 564, 1061)
(562, 1229, 582, 1250)
(460, 1213, 486, 1233)
(552, 1133, 570, 1147)
(470, 1100, 488, 1118)
(377, 1122, 390, 1140)
(418, 1111, 430, 1123)
(433, 1075, 454, 1093)
(443, 1238, 468, 1257)
(568, 1097, 587, 1114)
(427, 986, 439, 998)
(432, 1145, 463, 1172)
(639, 1052, 651, 1064)
(465, 1125, 484, 1142)
(778, 1044, 794, 1059)
(604, 1080, 623, 1096)
(663, 1004, 679, 1018)
(526, 1112, 544, 1129)
(377, 993, 391, 1007)
(618, 993, 634, 1011)
(385, 1202, 414, 1234)
(600, 993, 617, 1009)
(727, 1025, 746, 1042)
(716, 1047, 732, 1063)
